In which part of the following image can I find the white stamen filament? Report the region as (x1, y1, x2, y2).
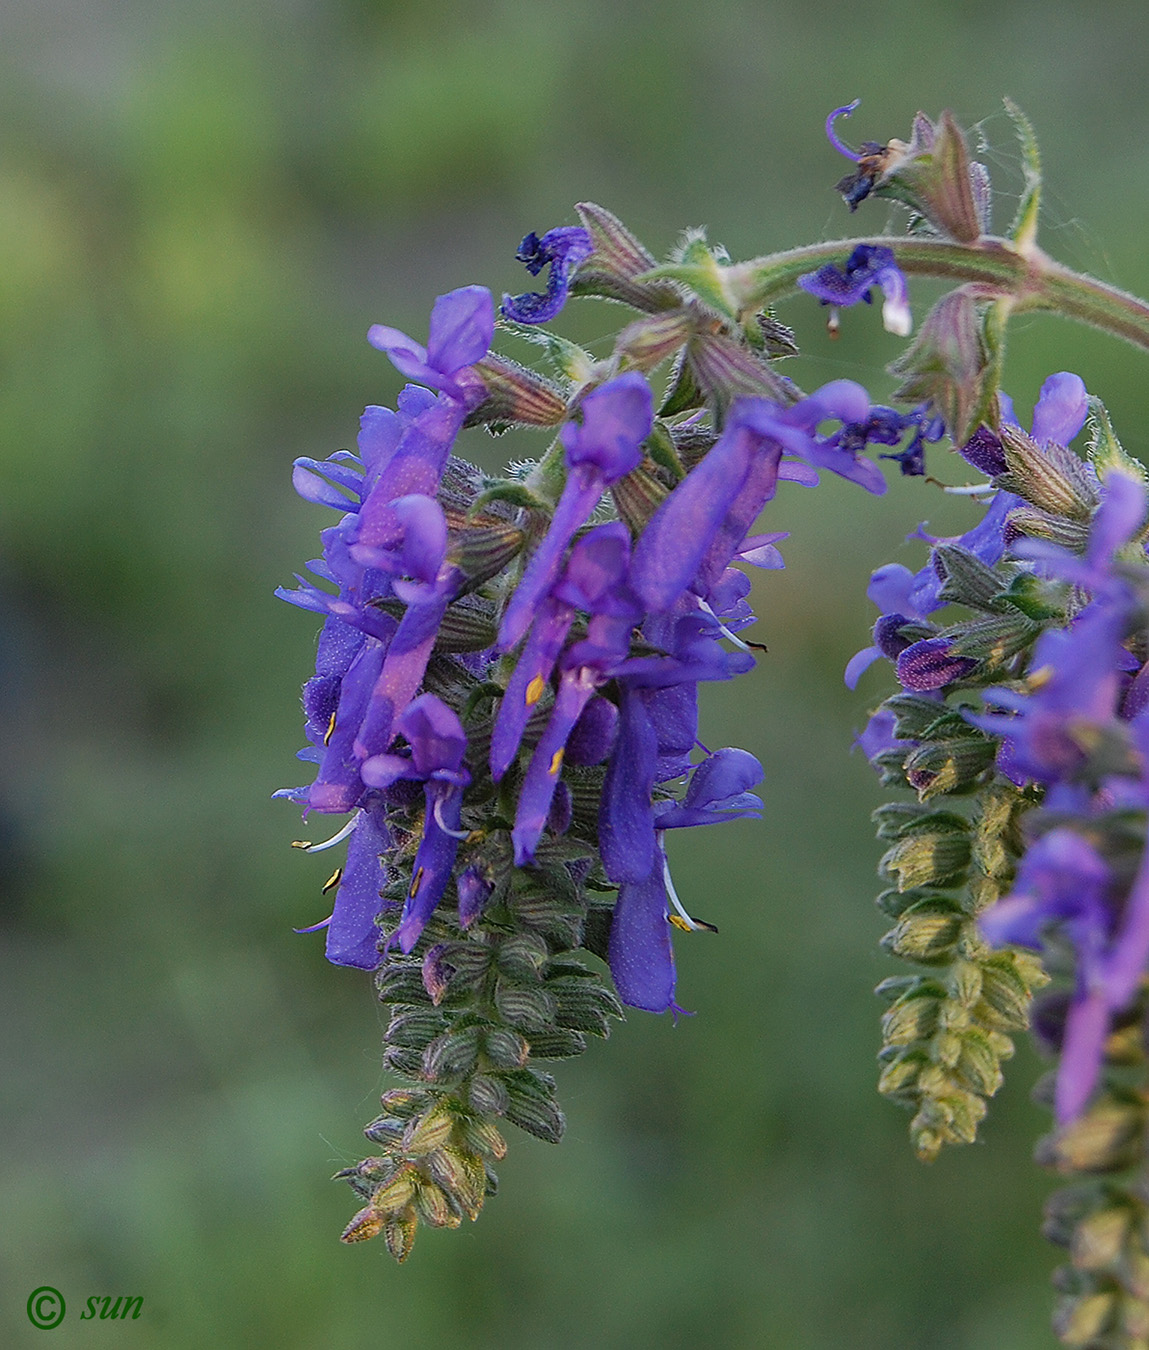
(302, 812, 360, 853)
(433, 794, 470, 840)
(698, 600, 752, 651)
(944, 482, 996, 498)
(662, 852, 713, 932)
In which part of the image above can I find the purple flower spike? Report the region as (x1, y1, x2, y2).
(498, 374, 652, 651)
(502, 226, 594, 324)
(798, 244, 911, 336)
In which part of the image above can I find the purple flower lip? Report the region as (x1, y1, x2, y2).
(501, 226, 594, 325)
(368, 285, 494, 404)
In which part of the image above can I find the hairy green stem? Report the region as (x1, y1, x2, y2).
(720, 237, 1149, 352)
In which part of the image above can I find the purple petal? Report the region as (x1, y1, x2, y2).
(560, 373, 653, 481)
(396, 693, 468, 777)
(425, 285, 495, 375)
(497, 472, 604, 651)
(394, 784, 466, 952)
(1030, 372, 1088, 448)
(512, 673, 597, 866)
(599, 687, 659, 883)
(609, 866, 676, 1012)
(844, 644, 883, 689)
(1055, 990, 1108, 1124)
(324, 805, 392, 969)
(501, 226, 594, 325)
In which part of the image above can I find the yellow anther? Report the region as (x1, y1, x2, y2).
(409, 866, 425, 899)
(324, 711, 337, 746)
(1028, 664, 1054, 690)
(668, 914, 693, 933)
(291, 840, 313, 850)
(525, 675, 546, 707)
(322, 867, 343, 894)
(548, 747, 564, 776)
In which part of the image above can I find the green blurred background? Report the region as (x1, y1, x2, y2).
(3, 1, 1149, 1345)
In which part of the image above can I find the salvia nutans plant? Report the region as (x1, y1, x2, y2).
(277, 96, 1149, 1344)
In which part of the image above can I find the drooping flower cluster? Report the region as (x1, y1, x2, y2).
(275, 194, 950, 1254)
(853, 370, 1149, 1135)
(279, 265, 892, 1010)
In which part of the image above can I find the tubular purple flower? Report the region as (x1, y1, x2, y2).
(323, 801, 393, 969)
(501, 226, 594, 324)
(1029, 372, 1088, 447)
(972, 602, 1129, 783)
(610, 868, 677, 1013)
(853, 707, 916, 765)
(308, 638, 387, 813)
(896, 637, 977, 692)
(629, 416, 780, 616)
(607, 749, 763, 1013)
(599, 686, 660, 885)
(491, 522, 637, 781)
(510, 528, 641, 864)
(497, 373, 652, 651)
(359, 694, 470, 954)
(653, 747, 763, 830)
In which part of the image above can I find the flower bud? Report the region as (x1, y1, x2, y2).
(421, 1025, 482, 1081)
(467, 1073, 509, 1117)
(616, 310, 694, 371)
(494, 983, 556, 1031)
(1037, 1097, 1145, 1174)
(573, 202, 680, 313)
(932, 543, 1007, 611)
(881, 989, 942, 1045)
(340, 1204, 386, 1244)
(998, 424, 1097, 519)
(890, 288, 988, 447)
(1071, 1202, 1132, 1272)
(382, 1213, 419, 1263)
(882, 898, 966, 963)
(955, 1027, 1003, 1097)
(612, 464, 670, 534)
(1052, 1290, 1116, 1346)
(881, 830, 972, 892)
(468, 354, 568, 428)
(904, 736, 996, 799)
(502, 1069, 565, 1144)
